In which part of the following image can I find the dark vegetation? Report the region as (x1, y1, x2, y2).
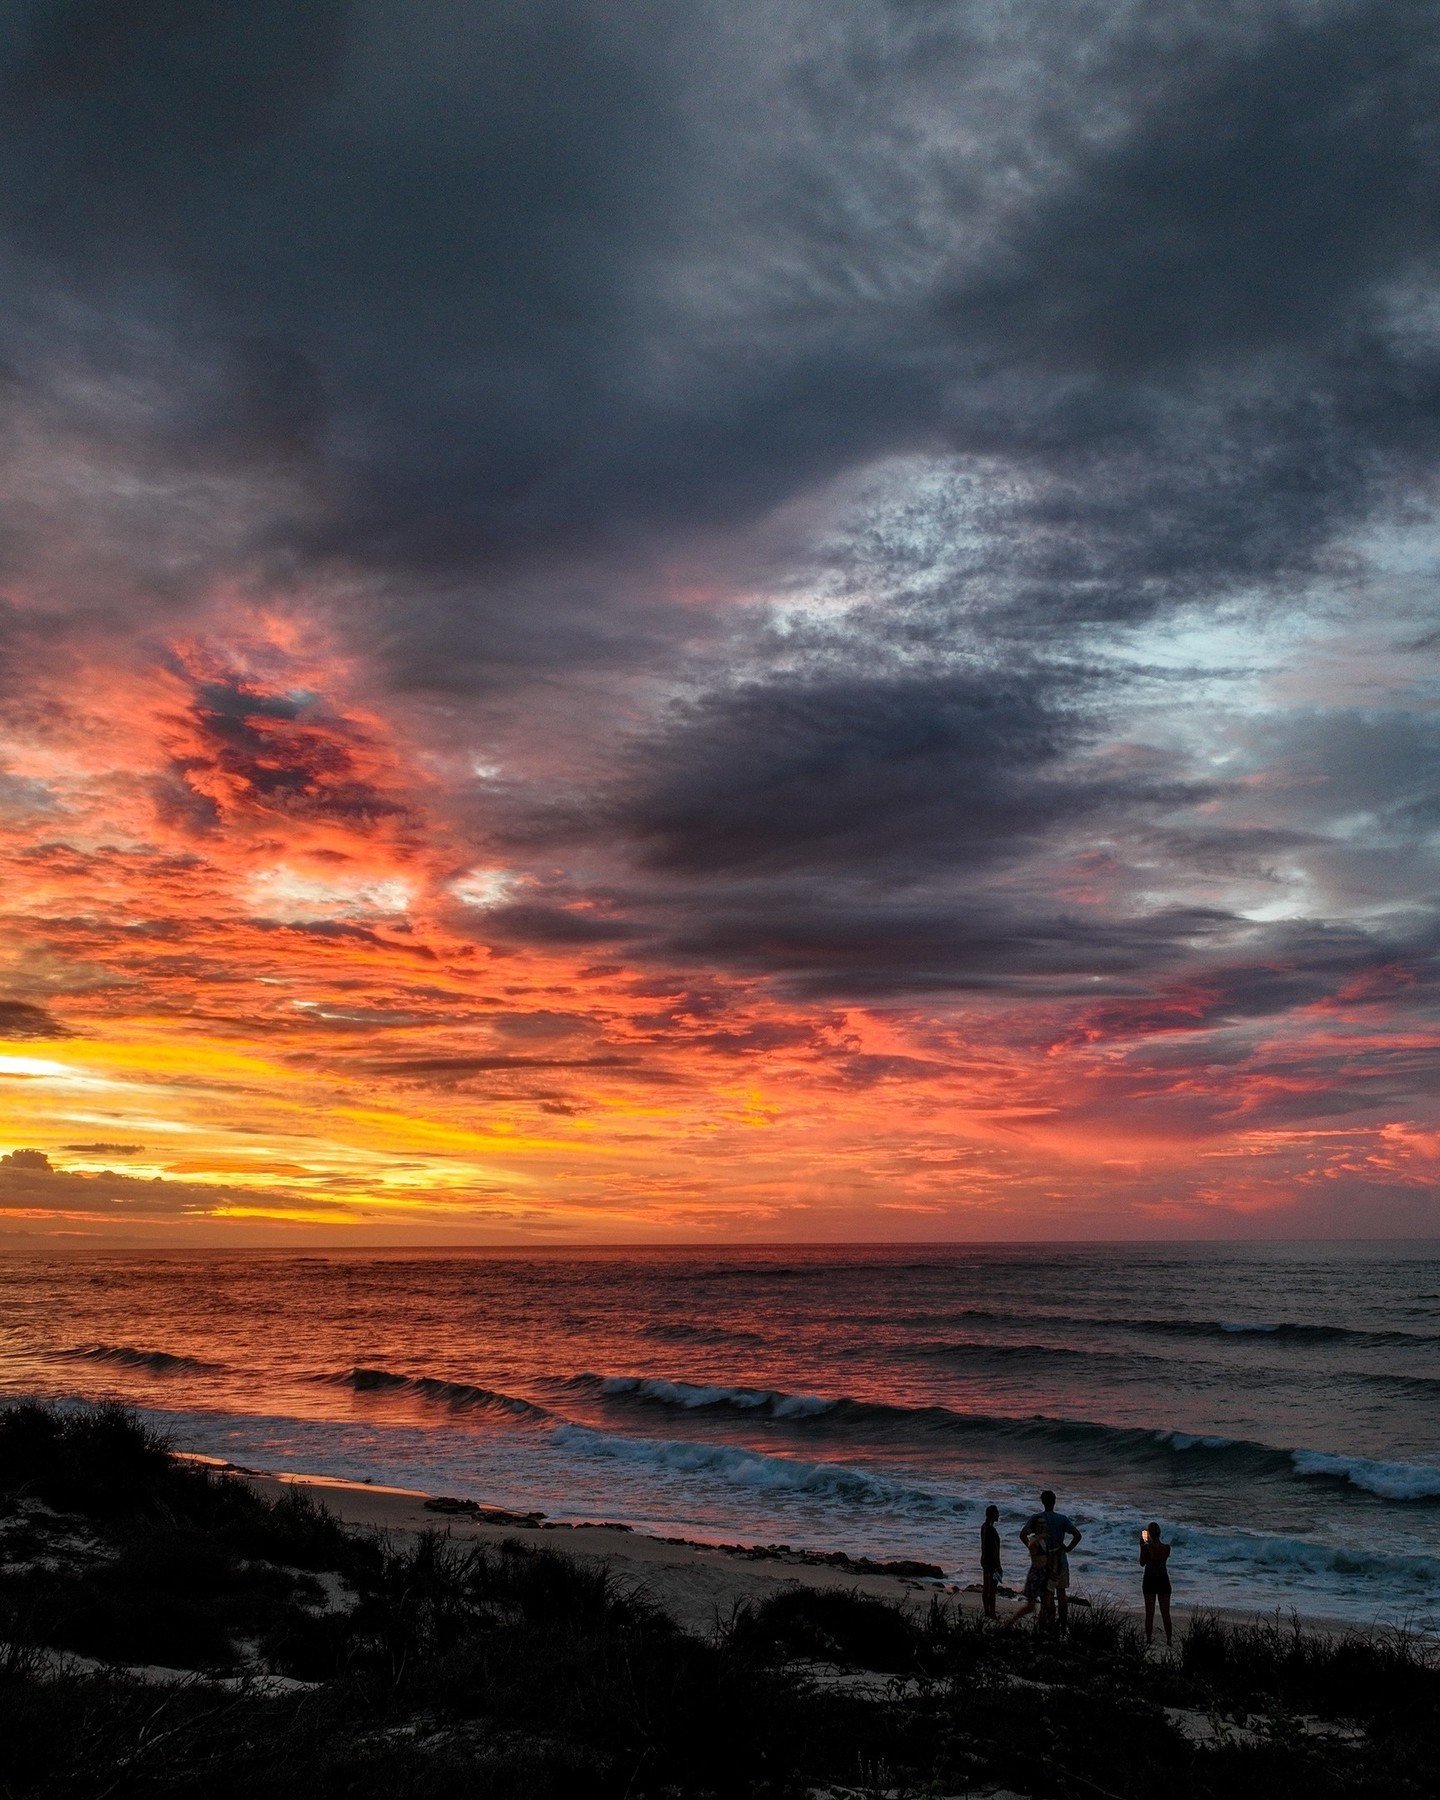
(1, 1404, 1434, 1798)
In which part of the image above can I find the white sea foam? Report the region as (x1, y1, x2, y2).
(1291, 1449, 1440, 1501)
(552, 1421, 951, 1510)
(596, 1375, 836, 1418)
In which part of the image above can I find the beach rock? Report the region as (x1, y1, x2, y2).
(851, 1556, 944, 1579)
(423, 1496, 546, 1526)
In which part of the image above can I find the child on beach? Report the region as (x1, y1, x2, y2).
(1002, 1528, 1052, 1629)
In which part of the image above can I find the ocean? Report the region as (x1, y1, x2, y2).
(2, 1243, 1437, 1629)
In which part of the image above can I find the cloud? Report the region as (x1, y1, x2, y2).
(1, 1147, 52, 1171)
(0, 1153, 345, 1222)
(0, 999, 69, 1037)
(0, 3, 1435, 1235)
(158, 663, 413, 837)
(0, 2, 1427, 650)
(614, 666, 1088, 876)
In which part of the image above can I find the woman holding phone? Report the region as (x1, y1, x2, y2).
(1139, 1523, 1173, 1646)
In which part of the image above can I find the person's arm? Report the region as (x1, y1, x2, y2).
(1017, 1516, 1034, 1546)
(1065, 1525, 1082, 1551)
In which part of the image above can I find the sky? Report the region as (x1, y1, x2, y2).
(0, 0, 1437, 1246)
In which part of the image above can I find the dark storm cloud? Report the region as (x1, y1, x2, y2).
(0, 0, 1436, 1029)
(479, 902, 644, 947)
(371, 1054, 640, 1075)
(610, 663, 1212, 878)
(0, 0, 1433, 631)
(657, 895, 1244, 999)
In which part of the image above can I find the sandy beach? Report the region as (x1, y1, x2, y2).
(239, 1463, 1335, 1640)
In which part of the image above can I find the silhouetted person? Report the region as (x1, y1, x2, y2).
(1020, 1489, 1081, 1628)
(1003, 1526, 1052, 1629)
(1140, 1521, 1173, 1646)
(980, 1504, 1002, 1618)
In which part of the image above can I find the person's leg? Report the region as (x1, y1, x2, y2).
(983, 1572, 997, 1618)
(1056, 1588, 1068, 1630)
(1159, 1595, 1172, 1646)
(1003, 1598, 1035, 1630)
(1144, 1592, 1155, 1643)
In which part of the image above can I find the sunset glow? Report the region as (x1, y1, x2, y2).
(0, 1, 1436, 1245)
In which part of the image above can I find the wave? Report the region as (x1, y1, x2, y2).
(637, 1322, 768, 1346)
(1289, 1450, 1440, 1503)
(549, 1423, 1440, 1560)
(580, 1374, 836, 1419)
(552, 1422, 943, 1511)
(1097, 1518, 1440, 1591)
(319, 1367, 550, 1422)
(569, 1371, 1440, 1503)
(56, 1344, 224, 1376)
(915, 1339, 1137, 1369)
(915, 1339, 1440, 1399)
(917, 1307, 1438, 1350)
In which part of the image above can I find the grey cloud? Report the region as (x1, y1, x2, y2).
(657, 894, 1242, 998)
(961, 2, 1440, 373)
(616, 667, 1088, 876)
(0, 0, 1433, 646)
(479, 902, 645, 946)
(1, 1146, 51, 1170)
(0, 0, 1436, 1086)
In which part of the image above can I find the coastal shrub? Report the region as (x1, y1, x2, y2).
(0, 1521, 334, 1671)
(342, 1530, 823, 1793)
(0, 1402, 374, 1577)
(1179, 1608, 1440, 1723)
(198, 1479, 373, 1576)
(726, 1584, 927, 1671)
(0, 1401, 176, 1518)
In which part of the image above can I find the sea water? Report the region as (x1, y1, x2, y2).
(1, 1242, 1436, 1628)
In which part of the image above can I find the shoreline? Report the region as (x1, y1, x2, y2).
(9, 1406, 1436, 1796)
(211, 1456, 1385, 1641)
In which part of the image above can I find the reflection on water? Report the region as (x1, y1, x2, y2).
(2, 1242, 1437, 1626)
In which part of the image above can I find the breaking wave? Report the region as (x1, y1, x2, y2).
(577, 1374, 837, 1418)
(552, 1422, 940, 1510)
(320, 1367, 551, 1422)
(569, 1372, 1440, 1503)
(56, 1344, 224, 1376)
(917, 1308, 1438, 1349)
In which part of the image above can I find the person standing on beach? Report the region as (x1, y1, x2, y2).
(1139, 1521, 1173, 1646)
(1020, 1490, 1081, 1628)
(980, 1504, 1003, 1618)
